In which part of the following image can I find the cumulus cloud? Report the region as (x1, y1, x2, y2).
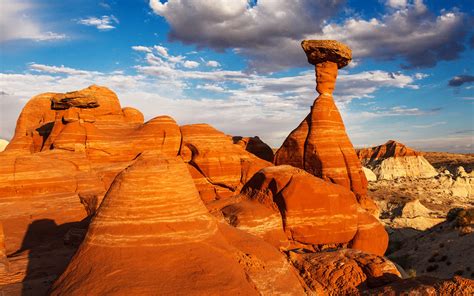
(149, 0, 344, 71)
(0, 42, 424, 147)
(0, 0, 66, 42)
(206, 60, 221, 67)
(29, 63, 101, 75)
(183, 61, 200, 68)
(132, 46, 152, 53)
(77, 15, 119, 31)
(149, 0, 469, 71)
(317, 1, 468, 69)
(448, 75, 474, 87)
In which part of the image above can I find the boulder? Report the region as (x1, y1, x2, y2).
(290, 249, 401, 295)
(241, 165, 359, 246)
(349, 208, 388, 256)
(274, 40, 375, 213)
(363, 166, 377, 182)
(51, 152, 259, 295)
(391, 199, 443, 231)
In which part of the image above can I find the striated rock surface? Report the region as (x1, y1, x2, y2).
(350, 208, 389, 256)
(275, 40, 375, 214)
(51, 152, 259, 295)
(242, 165, 359, 246)
(223, 165, 388, 255)
(0, 223, 8, 276)
(181, 124, 272, 202)
(290, 249, 401, 295)
(218, 223, 306, 295)
(358, 140, 438, 180)
(233, 136, 274, 162)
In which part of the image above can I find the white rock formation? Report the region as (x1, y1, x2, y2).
(371, 156, 438, 180)
(0, 140, 8, 152)
(362, 167, 377, 181)
(392, 199, 444, 231)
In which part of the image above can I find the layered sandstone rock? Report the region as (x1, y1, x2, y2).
(0, 223, 8, 276)
(51, 152, 258, 295)
(274, 40, 375, 213)
(223, 165, 388, 255)
(242, 165, 359, 246)
(217, 223, 306, 295)
(290, 249, 401, 295)
(233, 136, 274, 162)
(0, 86, 182, 255)
(180, 124, 271, 202)
(358, 140, 438, 180)
(349, 208, 389, 256)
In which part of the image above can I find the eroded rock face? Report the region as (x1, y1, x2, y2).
(0, 86, 183, 254)
(358, 140, 438, 180)
(290, 249, 401, 295)
(180, 124, 272, 202)
(233, 136, 274, 162)
(275, 40, 375, 214)
(242, 165, 359, 246)
(51, 152, 259, 295)
(223, 165, 388, 255)
(0, 223, 8, 276)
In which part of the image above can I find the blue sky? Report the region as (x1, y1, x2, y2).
(0, 0, 473, 152)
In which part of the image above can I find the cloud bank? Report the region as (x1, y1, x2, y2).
(149, 0, 469, 71)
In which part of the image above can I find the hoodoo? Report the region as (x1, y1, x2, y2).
(275, 40, 375, 212)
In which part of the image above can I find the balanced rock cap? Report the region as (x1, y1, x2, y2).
(301, 40, 352, 69)
(51, 91, 100, 110)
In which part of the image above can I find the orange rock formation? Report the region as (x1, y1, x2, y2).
(274, 40, 375, 213)
(357, 140, 421, 162)
(51, 152, 304, 295)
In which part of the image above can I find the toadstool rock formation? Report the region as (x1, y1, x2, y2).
(274, 40, 376, 213)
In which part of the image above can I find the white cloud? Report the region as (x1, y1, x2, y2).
(77, 15, 119, 31)
(206, 60, 221, 67)
(0, 0, 66, 42)
(313, 2, 467, 69)
(132, 46, 152, 53)
(197, 84, 225, 92)
(154, 45, 169, 57)
(0, 46, 423, 149)
(182, 61, 200, 68)
(149, 0, 468, 71)
(386, 0, 407, 9)
(29, 63, 100, 75)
